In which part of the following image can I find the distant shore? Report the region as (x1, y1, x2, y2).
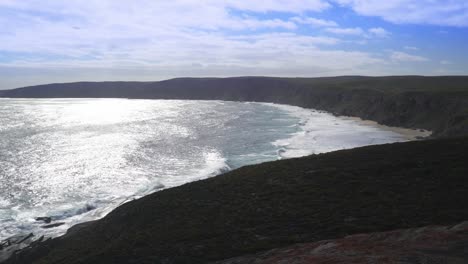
(1, 76, 467, 137)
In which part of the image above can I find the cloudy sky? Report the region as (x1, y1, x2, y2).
(0, 0, 467, 89)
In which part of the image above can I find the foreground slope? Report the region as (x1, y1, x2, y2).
(6, 136, 468, 264)
(1, 76, 468, 137)
(216, 221, 468, 264)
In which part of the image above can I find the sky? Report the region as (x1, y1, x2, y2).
(0, 0, 467, 89)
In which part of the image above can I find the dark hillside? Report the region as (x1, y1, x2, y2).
(5, 136, 468, 264)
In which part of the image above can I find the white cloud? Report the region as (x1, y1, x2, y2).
(325, 26, 390, 38)
(0, 0, 389, 89)
(3, 0, 458, 89)
(368, 27, 390, 38)
(440, 60, 452, 65)
(225, 17, 298, 30)
(0, 1, 381, 74)
(226, 0, 331, 13)
(291, 16, 338, 27)
(334, 0, 468, 27)
(0, 1, 313, 58)
(325, 27, 365, 35)
(390, 51, 429, 62)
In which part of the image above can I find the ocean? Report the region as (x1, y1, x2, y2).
(0, 98, 423, 240)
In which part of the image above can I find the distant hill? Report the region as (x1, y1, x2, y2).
(1, 76, 468, 137)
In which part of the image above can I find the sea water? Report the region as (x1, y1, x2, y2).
(0, 98, 424, 240)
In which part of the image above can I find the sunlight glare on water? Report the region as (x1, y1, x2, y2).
(0, 99, 297, 239)
(0, 98, 423, 240)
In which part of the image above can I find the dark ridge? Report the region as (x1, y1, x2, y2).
(4, 136, 468, 264)
(1, 76, 468, 137)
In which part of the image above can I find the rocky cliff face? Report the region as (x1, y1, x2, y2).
(296, 89, 468, 137)
(1, 76, 468, 137)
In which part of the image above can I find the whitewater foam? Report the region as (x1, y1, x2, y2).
(0, 99, 428, 241)
(264, 103, 430, 159)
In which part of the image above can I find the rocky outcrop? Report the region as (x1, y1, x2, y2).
(216, 221, 468, 264)
(0, 234, 41, 263)
(1, 76, 467, 137)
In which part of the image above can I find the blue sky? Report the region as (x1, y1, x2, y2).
(0, 0, 467, 89)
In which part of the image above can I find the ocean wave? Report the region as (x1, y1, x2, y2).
(0, 99, 429, 242)
(0, 200, 103, 239)
(185, 150, 231, 182)
(0, 198, 11, 209)
(263, 102, 426, 159)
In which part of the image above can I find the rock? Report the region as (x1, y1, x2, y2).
(0, 234, 34, 262)
(34, 217, 52, 224)
(41, 223, 65, 229)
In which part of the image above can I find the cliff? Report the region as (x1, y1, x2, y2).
(1, 76, 468, 137)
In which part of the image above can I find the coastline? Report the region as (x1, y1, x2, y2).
(4, 135, 467, 264)
(265, 102, 431, 158)
(0, 100, 427, 242)
(0, 76, 467, 263)
(341, 116, 432, 140)
(1, 76, 467, 137)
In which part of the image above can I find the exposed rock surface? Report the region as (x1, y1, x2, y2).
(1, 76, 468, 137)
(215, 222, 468, 264)
(40, 223, 65, 229)
(3, 136, 468, 264)
(0, 234, 42, 263)
(34, 217, 51, 224)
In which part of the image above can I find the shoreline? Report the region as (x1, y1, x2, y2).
(1, 76, 467, 137)
(0, 101, 435, 263)
(0, 99, 427, 243)
(3, 135, 467, 263)
(342, 116, 432, 140)
(0, 76, 467, 263)
(265, 102, 431, 158)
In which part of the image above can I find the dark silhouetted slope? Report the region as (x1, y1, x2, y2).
(5, 136, 468, 264)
